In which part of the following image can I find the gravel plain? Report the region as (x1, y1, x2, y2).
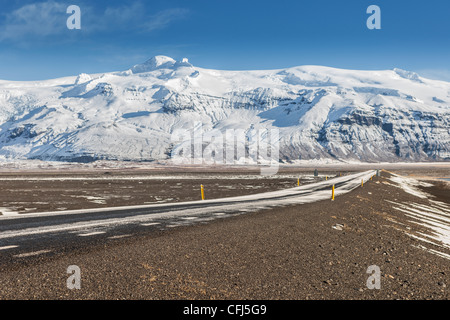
(0, 169, 449, 300)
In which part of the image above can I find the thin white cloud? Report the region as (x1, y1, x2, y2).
(87, 4, 189, 33)
(144, 8, 190, 32)
(0, 1, 67, 41)
(0, 1, 190, 42)
(87, 1, 145, 32)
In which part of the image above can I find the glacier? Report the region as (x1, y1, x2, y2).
(0, 55, 449, 163)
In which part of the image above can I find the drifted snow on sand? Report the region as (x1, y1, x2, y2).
(387, 173, 450, 261)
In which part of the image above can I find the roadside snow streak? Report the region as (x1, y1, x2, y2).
(413, 244, 450, 261)
(388, 173, 434, 199)
(0, 245, 18, 251)
(77, 231, 106, 237)
(108, 234, 131, 240)
(141, 222, 160, 226)
(388, 173, 450, 261)
(393, 204, 450, 247)
(14, 250, 51, 258)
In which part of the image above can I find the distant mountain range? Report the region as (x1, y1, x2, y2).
(0, 55, 449, 164)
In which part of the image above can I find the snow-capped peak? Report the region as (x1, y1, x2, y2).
(174, 57, 193, 68)
(393, 68, 422, 83)
(130, 55, 192, 74)
(74, 73, 92, 85)
(131, 55, 176, 73)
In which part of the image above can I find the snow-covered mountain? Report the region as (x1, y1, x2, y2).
(0, 55, 449, 163)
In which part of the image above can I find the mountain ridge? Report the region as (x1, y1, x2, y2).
(0, 56, 448, 164)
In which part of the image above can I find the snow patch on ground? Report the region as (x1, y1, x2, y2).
(388, 173, 450, 261)
(0, 207, 19, 216)
(388, 173, 434, 199)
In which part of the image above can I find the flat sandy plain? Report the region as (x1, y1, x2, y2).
(0, 161, 449, 300)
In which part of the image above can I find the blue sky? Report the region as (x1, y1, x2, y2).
(0, 0, 449, 81)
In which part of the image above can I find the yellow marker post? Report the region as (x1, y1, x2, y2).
(332, 185, 335, 201)
(326, 176, 328, 181)
(297, 178, 300, 187)
(361, 179, 364, 187)
(201, 185, 205, 201)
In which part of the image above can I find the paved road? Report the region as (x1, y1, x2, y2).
(0, 170, 376, 264)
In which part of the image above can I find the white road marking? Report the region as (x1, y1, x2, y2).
(14, 249, 51, 258)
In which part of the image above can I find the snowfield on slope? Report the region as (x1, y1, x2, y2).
(0, 55, 449, 163)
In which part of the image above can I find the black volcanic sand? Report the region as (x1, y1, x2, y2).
(418, 180, 450, 204)
(0, 170, 449, 300)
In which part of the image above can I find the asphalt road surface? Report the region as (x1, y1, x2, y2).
(0, 170, 375, 265)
